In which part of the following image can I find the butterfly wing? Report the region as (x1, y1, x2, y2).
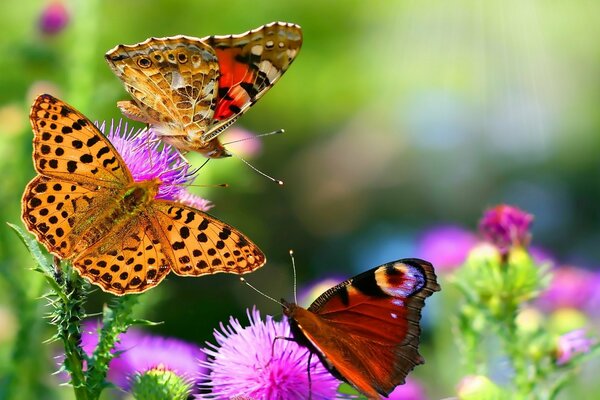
(29, 94, 133, 187)
(105, 36, 221, 142)
(202, 21, 303, 142)
(288, 259, 440, 398)
(22, 176, 113, 259)
(23, 94, 134, 259)
(72, 213, 171, 295)
(151, 202, 266, 276)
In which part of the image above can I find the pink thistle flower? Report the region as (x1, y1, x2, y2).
(198, 308, 340, 399)
(100, 121, 212, 209)
(479, 205, 533, 254)
(416, 225, 477, 272)
(175, 190, 214, 212)
(38, 1, 69, 35)
(555, 329, 593, 365)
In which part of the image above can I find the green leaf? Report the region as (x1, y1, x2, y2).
(6, 222, 51, 276)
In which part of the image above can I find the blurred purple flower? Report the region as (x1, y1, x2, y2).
(416, 225, 477, 272)
(39, 1, 69, 35)
(555, 329, 593, 365)
(537, 266, 599, 313)
(385, 377, 427, 399)
(479, 205, 533, 254)
(81, 321, 205, 391)
(220, 127, 262, 158)
(297, 275, 346, 307)
(198, 308, 340, 399)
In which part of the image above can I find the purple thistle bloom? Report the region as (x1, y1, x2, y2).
(479, 205, 533, 254)
(416, 225, 477, 272)
(81, 320, 205, 391)
(175, 190, 214, 212)
(39, 1, 69, 35)
(98, 121, 212, 210)
(555, 329, 593, 365)
(198, 308, 340, 399)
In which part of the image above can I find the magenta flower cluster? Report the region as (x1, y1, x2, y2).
(479, 205, 533, 254)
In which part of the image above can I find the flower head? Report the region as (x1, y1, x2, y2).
(39, 1, 69, 35)
(416, 225, 477, 272)
(479, 205, 533, 254)
(555, 329, 593, 365)
(100, 121, 212, 209)
(198, 308, 340, 399)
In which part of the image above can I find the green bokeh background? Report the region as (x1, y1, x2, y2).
(1, 0, 599, 398)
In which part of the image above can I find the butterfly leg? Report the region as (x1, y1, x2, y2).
(269, 336, 298, 366)
(307, 351, 314, 400)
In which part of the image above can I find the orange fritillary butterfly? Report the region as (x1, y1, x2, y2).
(22, 94, 266, 295)
(105, 21, 302, 158)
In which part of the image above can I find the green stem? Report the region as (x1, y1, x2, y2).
(58, 265, 90, 400)
(85, 294, 140, 398)
(501, 315, 533, 399)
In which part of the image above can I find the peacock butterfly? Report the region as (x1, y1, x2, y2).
(282, 258, 440, 399)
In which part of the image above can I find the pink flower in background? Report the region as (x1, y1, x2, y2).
(416, 225, 477, 272)
(297, 275, 346, 307)
(555, 329, 593, 365)
(39, 1, 69, 35)
(479, 205, 533, 254)
(81, 321, 205, 391)
(198, 308, 339, 399)
(385, 377, 427, 399)
(220, 127, 263, 158)
(537, 266, 598, 313)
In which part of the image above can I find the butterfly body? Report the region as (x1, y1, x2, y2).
(22, 94, 266, 295)
(105, 22, 303, 158)
(283, 259, 440, 399)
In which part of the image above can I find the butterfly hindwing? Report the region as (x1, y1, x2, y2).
(73, 214, 171, 295)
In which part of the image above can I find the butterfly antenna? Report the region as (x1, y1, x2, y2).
(221, 128, 285, 146)
(230, 153, 284, 185)
(289, 249, 298, 305)
(239, 277, 288, 309)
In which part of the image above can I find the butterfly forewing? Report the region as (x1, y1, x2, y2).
(152, 202, 266, 276)
(30, 94, 132, 188)
(106, 36, 221, 138)
(202, 21, 303, 142)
